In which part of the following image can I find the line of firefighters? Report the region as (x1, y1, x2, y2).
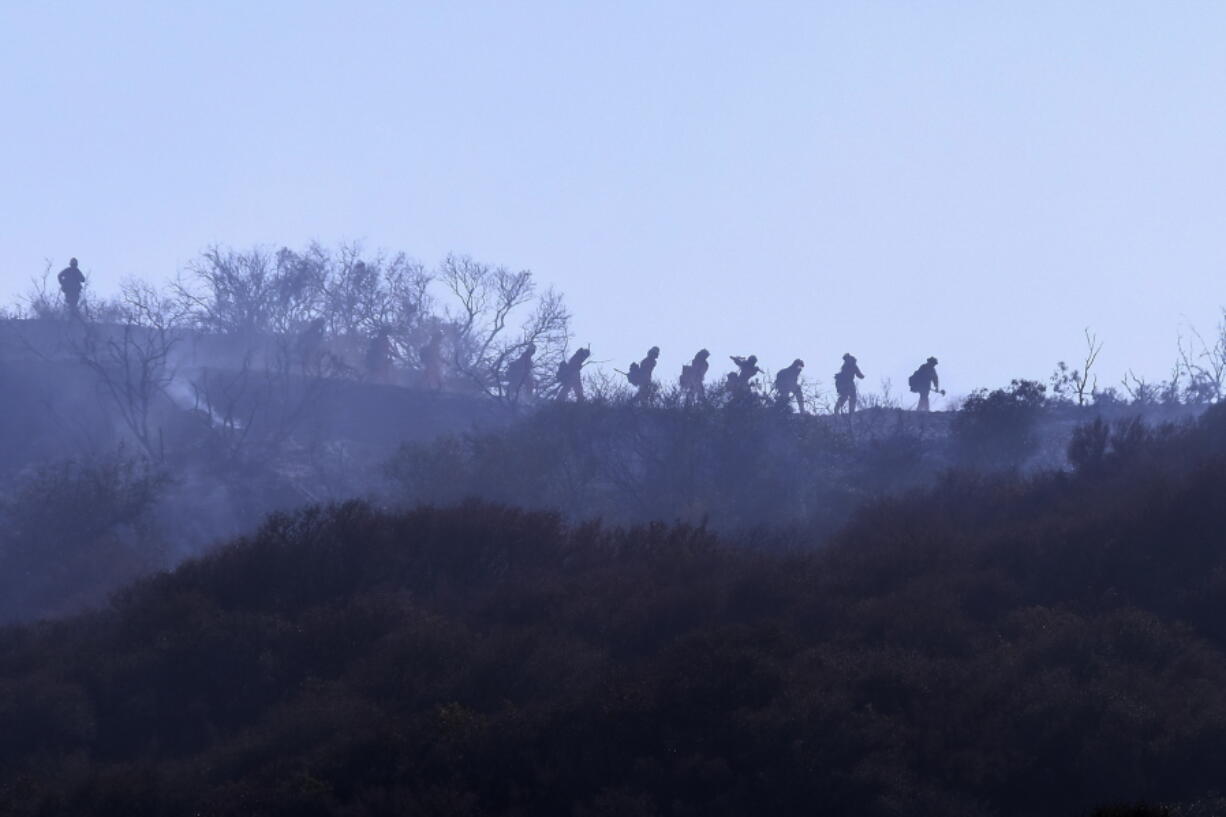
(521, 346, 945, 414)
(385, 330, 944, 414)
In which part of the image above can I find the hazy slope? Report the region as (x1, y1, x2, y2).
(3, 409, 1226, 816)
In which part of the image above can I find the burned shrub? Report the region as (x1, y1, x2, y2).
(952, 378, 1047, 468)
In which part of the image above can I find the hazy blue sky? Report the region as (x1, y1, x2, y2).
(3, 2, 1224, 396)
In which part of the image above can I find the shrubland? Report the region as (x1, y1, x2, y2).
(3, 407, 1226, 815)
(6, 244, 1226, 813)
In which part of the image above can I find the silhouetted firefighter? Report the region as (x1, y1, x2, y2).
(680, 348, 710, 401)
(727, 354, 761, 394)
(57, 258, 85, 315)
(505, 342, 536, 402)
(908, 356, 943, 411)
(366, 329, 394, 383)
(834, 353, 865, 415)
(420, 330, 444, 390)
(556, 347, 590, 402)
(626, 346, 659, 402)
(774, 358, 806, 413)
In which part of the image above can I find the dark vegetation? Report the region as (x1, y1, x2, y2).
(951, 378, 1049, 467)
(383, 377, 1193, 534)
(4, 406, 1226, 815)
(385, 396, 927, 535)
(0, 452, 166, 621)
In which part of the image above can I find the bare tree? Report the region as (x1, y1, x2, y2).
(383, 254, 434, 346)
(177, 243, 436, 378)
(1050, 328, 1102, 406)
(439, 254, 571, 399)
(1177, 311, 1226, 403)
(176, 246, 284, 336)
(20, 264, 63, 320)
(1121, 363, 1181, 407)
(74, 281, 186, 461)
(1075, 328, 1103, 406)
(321, 246, 435, 368)
(320, 245, 391, 339)
(1120, 370, 1156, 405)
(796, 376, 827, 416)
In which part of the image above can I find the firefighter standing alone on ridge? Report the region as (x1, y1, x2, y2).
(58, 258, 86, 315)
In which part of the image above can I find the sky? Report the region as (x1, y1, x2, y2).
(2, 2, 1225, 397)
